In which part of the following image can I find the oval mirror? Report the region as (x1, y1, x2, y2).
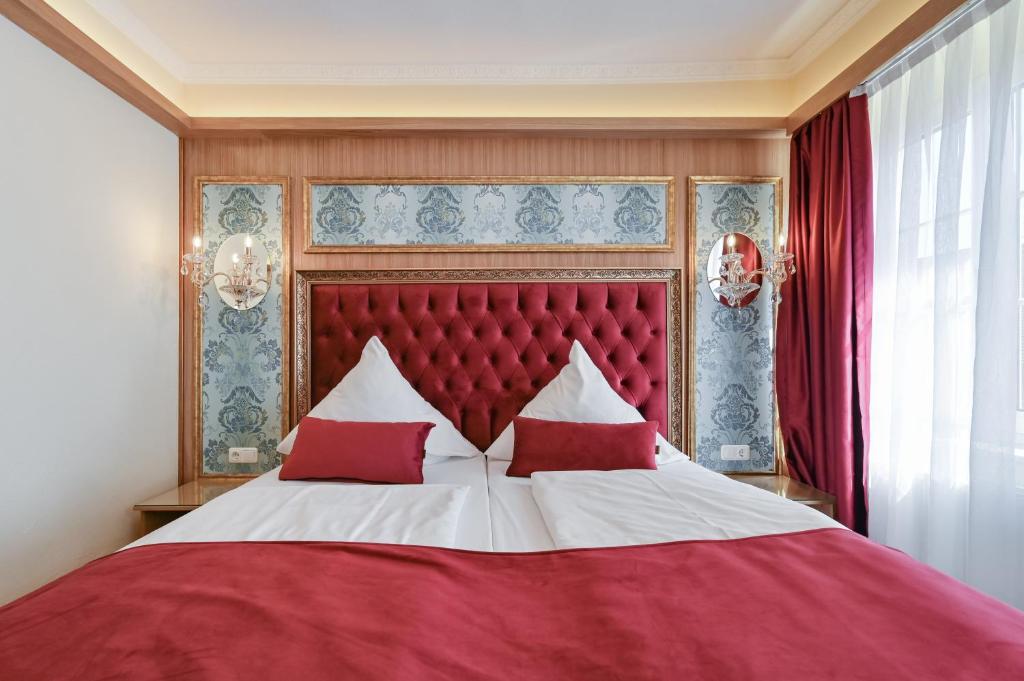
(706, 233, 763, 308)
(212, 233, 271, 310)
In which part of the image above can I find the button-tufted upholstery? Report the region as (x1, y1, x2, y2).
(309, 282, 668, 451)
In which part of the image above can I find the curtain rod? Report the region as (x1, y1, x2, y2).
(851, 0, 1009, 97)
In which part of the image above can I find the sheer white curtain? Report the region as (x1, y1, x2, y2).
(869, 0, 1024, 608)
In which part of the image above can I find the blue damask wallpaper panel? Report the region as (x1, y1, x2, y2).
(306, 179, 671, 250)
(692, 181, 779, 473)
(200, 182, 286, 476)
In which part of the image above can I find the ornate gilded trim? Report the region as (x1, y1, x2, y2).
(302, 176, 675, 254)
(294, 268, 684, 450)
(192, 176, 291, 481)
(687, 176, 783, 475)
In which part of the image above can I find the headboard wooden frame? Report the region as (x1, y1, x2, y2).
(293, 268, 684, 451)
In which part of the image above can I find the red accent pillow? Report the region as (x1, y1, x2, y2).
(505, 416, 659, 478)
(279, 418, 436, 484)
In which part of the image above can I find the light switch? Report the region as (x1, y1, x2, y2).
(721, 444, 750, 461)
(228, 447, 259, 464)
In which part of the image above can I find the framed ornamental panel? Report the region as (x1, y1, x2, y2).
(192, 177, 290, 478)
(687, 176, 784, 474)
(303, 177, 674, 253)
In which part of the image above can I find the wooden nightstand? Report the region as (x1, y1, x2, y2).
(726, 474, 837, 519)
(133, 479, 248, 537)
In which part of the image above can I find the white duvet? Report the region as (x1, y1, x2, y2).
(127, 483, 469, 550)
(531, 461, 841, 549)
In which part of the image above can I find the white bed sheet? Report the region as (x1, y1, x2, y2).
(531, 460, 842, 549)
(127, 484, 468, 549)
(130, 455, 492, 551)
(486, 459, 556, 552)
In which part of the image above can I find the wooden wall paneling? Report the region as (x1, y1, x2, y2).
(177, 138, 187, 484)
(179, 134, 788, 481)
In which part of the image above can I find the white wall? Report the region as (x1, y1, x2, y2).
(0, 16, 179, 604)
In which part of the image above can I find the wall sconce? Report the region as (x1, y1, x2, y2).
(707, 232, 796, 307)
(180, 233, 273, 310)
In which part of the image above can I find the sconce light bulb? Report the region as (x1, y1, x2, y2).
(779, 233, 787, 249)
(727, 234, 736, 252)
(192, 235, 202, 250)
(231, 252, 240, 264)
(244, 235, 253, 249)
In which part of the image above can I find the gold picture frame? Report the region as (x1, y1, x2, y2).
(687, 176, 784, 475)
(292, 268, 684, 450)
(192, 176, 291, 481)
(303, 176, 675, 253)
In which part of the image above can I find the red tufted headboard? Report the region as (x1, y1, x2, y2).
(294, 269, 683, 451)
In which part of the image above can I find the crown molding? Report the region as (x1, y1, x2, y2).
(13, 0, 947, 137)
(181, 60, 792, 86)
(787, 0, 964, 132)
(0, 0, 190, 134)
(86, 0, 189, 79)
(82, 0, 880, 86)
(185, 117, 789, 138)
(0, 2, 788, 137)
(787, 0, 878, 74)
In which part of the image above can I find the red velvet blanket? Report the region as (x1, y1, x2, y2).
(1, 528, 1022, 680)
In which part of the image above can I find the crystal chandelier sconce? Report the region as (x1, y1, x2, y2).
(760, 238, 796, 304)
(180, 233, 273, 311)
(709, 233, 796, 308)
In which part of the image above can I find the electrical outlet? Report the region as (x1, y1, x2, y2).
(228, 447, 258, 464)
(721, 444, 750, 461)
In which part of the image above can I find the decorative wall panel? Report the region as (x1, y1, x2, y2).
(196, 179, 289, 477)
(304, 178, 673, 252)
(688, 177, 781, 473)
(178, 134, 790, 483)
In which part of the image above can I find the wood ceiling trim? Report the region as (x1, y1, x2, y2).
(185, 117, 789, 138)
(786, 0, 965, 133)
(0, 0, 191, 135)
(5, 0, 962, 138)
(0, 1, 786, 137)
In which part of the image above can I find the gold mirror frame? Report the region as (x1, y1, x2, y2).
(705, 231, 765, 308)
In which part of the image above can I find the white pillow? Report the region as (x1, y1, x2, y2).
(278, 336, 481, 464)
(483, 340, 686, 466)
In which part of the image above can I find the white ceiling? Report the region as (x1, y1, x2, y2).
(86, 0, 878, 84)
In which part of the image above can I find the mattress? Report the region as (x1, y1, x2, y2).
(130, 454, 492, 551)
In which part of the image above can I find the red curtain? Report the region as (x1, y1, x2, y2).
(777, 95, 873, 533)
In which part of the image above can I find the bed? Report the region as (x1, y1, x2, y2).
(1, 270, 1022, 680)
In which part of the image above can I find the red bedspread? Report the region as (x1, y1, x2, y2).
(1, 528, 1022, 680)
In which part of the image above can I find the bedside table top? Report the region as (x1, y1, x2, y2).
(134, 479, 248, 512)
(726, 474, 836, 505)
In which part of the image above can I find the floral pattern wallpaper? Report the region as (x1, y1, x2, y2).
(693, 182, 778, 472)
(308, 181, 670, 248)
(200, 183, 285, 475)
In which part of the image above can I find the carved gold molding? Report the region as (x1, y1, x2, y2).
(294, 268, 684, 450)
